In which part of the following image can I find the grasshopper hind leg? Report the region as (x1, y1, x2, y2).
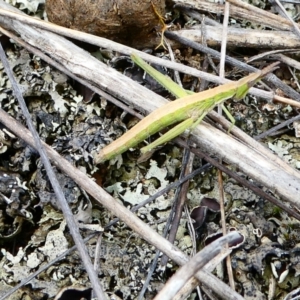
(221, 104, 236, 133)
(141, 118, 195, 153)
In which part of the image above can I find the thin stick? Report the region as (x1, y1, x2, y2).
(160, 150, 193, 267)
(0, 162, 211, 300)
(0, 5, 296, 101)
(0, 26, 144, 120)
(219, 2, 235, 290)
(0, 108, 244, 300)
(254, 114, 300, 140)
(178, 143, 300, 221)
(164, 30, 300, 100)
(0, 7, 232, 86)
(219, 1, 229, 77)
(0, 44, 106, 299)
(154, 232, 240, 300)
(247, 49, 300, 63)
(227, 0, 296, 30)
(270, 0, 300, 38)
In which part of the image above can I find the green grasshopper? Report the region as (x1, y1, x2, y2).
(94, 54, 279, 164)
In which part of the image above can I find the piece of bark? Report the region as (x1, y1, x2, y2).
(174, 0, 296, 32)
(176, 26, 300, 49)
(45, 0, 165, 47)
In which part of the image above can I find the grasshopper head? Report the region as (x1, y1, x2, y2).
(234, 62, 279, 100)
(234, 73, 262, 100)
